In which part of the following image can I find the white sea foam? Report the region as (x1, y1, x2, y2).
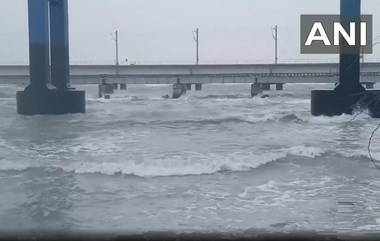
(0, 84, 375, 178)
(0, 144, 330, 176)
(2, 84, 380, 231)
(285, 146, 325, 158)
(80, 145, 323, 177)
(308, 114, 356, 124)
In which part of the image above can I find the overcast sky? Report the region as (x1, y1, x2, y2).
(0, 0, 379, 65)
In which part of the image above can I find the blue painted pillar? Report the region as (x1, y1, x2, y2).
(311, 0, 380, 117)
(17, 0, 86, 115)
(27, 0, 50, 89)
(336, 0, 364, 93)
(49, 0, 70, 90)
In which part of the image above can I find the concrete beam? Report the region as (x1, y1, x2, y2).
(5, 73, 380, 85)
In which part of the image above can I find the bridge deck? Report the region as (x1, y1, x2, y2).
(0, 63, 379, 85)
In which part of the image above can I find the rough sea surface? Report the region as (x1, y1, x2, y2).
(0, 83, 380, 235)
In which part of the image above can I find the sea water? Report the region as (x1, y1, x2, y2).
(0, 83, 379, 234)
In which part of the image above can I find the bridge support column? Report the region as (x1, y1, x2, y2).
(17, 0, 85, 115)
(251, 83, 263, 97)
(276, 83, 284, 91)
(311, 0, 380, 118)
(365, 82, 375, 89)
(50, 0, 70, 90)
(120, 83, 127, 90)
(98, 84, 114, 98)
(262, 83, 271, 91)
(172, 83, 187, 99)
(186, 84, 192, 90)
(195, 83, 202, 91)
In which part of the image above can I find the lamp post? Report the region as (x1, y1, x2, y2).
(272, 25, 278, 64)
(193, 28, 199, 65)
(111, 30, 120, 75)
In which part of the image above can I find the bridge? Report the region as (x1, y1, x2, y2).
(10, 0, 380, 116)
(1, 63, 380, 87)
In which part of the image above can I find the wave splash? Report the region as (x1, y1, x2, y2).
(0, 145, 326, 177)
(92, 113, 308, 129)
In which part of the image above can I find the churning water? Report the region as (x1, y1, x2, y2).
(0, 83, 380, 234)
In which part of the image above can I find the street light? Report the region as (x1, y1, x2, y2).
(271, 25, 278, 64)
(193, 28, 199, 65)
(110, 30, 120, 74)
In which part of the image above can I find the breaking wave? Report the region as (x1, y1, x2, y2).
(197, 94, 247, 99)
(88, 113, 308, 129)
(0, 145, 327, 177)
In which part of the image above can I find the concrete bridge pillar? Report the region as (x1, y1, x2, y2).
(98, 84, 114, 98)
(195, 83, 202, 91)
(98, 79, 114, 98)
(50, 0, 70, 90)
(120, 83, 127, 90)
(365, 82, 375, 89)
(24, 0, 49, 90)
(172, 83, 187, 99)
(311, 0, 380, 118)
(251, 83, 263, 97)
(276, 83, 284, 91)
(262, 83, 271, 91)
(16, 0, 85, 115)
